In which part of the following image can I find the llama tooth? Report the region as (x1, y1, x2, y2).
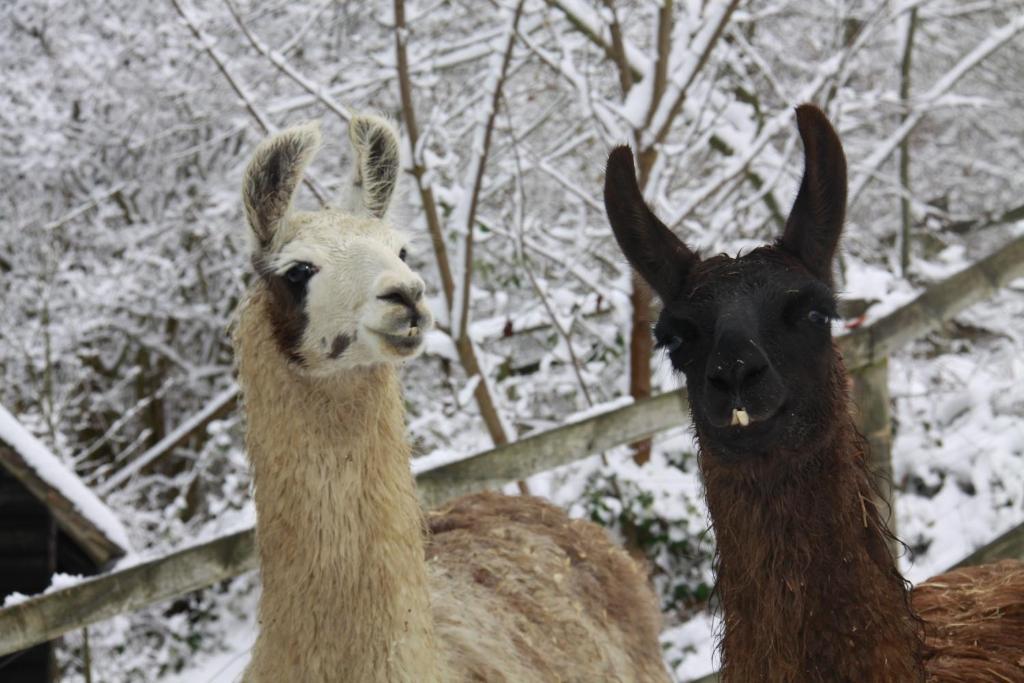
(732, 408, 750, 427)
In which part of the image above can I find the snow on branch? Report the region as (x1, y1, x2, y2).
(544, 0, 651, 76)
(449, 0, 526, 343)
(223, 0, 352, 123)
(97, 385, 239, 495)
(663, 65, 839, 229)
(169, 0, 329, 204)
(647, 1, 741, 146)
(849, 12, 1024, 206)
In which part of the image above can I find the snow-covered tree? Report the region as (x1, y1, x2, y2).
(1, 1, 1022, 679)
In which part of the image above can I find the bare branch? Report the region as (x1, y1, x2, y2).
(600, 0, 634, 96)
(544, 0, 650, 77)
(98, 385, 239, 494)
(169, 0, 328, 204)
(643, 0, 674, 132)
(545, 0, 784, 243)
(664, 68, 838, 229)
(393, 0, 522, 455)
(223, 0, 351, 122)
(451, 0, 527, 342)
(649, 1, 741, 147)
(393, 0, 455, 305)
(35, 183, 127, 232)
(506, 111, 595, 409)
(849, 12, 1024, 205)
(898, 7, 919, 276)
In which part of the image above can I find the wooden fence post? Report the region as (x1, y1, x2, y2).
(850, 356, 898, 556)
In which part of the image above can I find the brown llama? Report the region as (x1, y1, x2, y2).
(603, 104, 1024, 682)
(234, 115, 670, 682)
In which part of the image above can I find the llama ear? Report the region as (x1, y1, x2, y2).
(779, 105, 847, 286)
(242, 122, 322, 250)
(604, 146, 699, 301)
(347, 115, 400, 219)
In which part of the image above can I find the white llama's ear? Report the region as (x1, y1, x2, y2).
(242, 122, 322, 249)
(347, 115, 400, 219)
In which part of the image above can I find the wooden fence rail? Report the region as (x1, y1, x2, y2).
(0, 389, 691, 657)
(840, 233, 1024, 369)
(0, 233, 1022, 659)
(0, 531, 255, 659)
(417, 389, 690, 508)
(951, 519, 1024, 570)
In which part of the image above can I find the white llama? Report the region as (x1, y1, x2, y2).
(235, 116, 670, 682)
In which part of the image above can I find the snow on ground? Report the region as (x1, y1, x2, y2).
(161, 615, 253, 683)
(661, 611, 719, 682)
(893, 283, 1024, 583)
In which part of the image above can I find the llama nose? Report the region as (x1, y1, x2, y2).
(377, 282, 425, 325)
(377, 283, 423, 308)
(706, 342, 769, 397)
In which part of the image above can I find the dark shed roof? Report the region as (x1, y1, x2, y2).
(0, 406, 128, 569)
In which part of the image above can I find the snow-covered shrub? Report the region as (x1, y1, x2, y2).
(576, 445, 716, 620)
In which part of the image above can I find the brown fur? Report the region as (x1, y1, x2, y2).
(692, 297, 1024, 683)
(701, 353, 925, 682)
(915, 561, 1024, 681)
(603, 105, 1024, 683)
(251, 254, 309, 364)
(426, 492, 667, 681)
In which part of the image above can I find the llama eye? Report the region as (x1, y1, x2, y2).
(285, 262, 317, 286)
(398, 248, 408, 262)
(807, 309, 830, 325)
(663, 335, 684, 352)
(656, 316, 699, 352)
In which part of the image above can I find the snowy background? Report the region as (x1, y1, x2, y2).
(2, 1, 1023, 680)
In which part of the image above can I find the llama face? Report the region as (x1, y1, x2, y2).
(651, 247, 839, 460)
(605, 105, 847, 462)
(242, 117, 432, 373)
(253, 210, 431, 373)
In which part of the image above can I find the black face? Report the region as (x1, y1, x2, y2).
(605, 104, 849, 464)
(654, 250, 839, 459)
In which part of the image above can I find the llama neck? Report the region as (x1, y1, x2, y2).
(236, 293, 442, 682)
(702, 419, 924, 682)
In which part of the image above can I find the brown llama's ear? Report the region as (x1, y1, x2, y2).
(604, 146, 698, 301)
(348, 114, 400, 219)
(779, 105, 847, 287)
(242, 122, 322, 250)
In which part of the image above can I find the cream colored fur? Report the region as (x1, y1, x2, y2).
(236, 118, 670, 682)
(345, 114, 401, 219)
(237, 316, 444, 681)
